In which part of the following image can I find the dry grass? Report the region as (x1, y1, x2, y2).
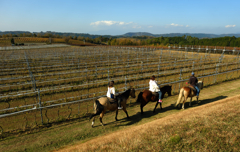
(58, 95, 240, 152)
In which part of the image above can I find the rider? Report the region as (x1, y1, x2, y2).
(188, 72, 200, 97)
(149, 75, 163, 103)
(106, 81, 122, 110)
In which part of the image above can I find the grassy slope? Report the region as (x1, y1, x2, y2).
(1, 78, 240, 152)
(60, 94, 240, 152)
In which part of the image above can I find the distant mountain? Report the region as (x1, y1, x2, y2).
(0, 31, 116, 39)
(121, 32, 240, 38)
(121, 32, 155, 37)
(219, 33, 240, 37)
(154, 33, 218, 38)
(0, 31, 240, 38)
(0, 31, 31, 35)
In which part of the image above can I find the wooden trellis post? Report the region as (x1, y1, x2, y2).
(179, 68, 182, 92)
(38, 89, 43, 125)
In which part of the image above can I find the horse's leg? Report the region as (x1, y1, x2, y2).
(115, 110, 119, 121)
(141, 102, 147, 114)
(176, 88, 183, 108)
(123, 107, 130, 119)
(189, 97, 192, 106)
(153, 102, 158, 113)
(91, 116, 95, 128)
(160, 102, 162, 109)
(197, 96, 199, 103)
(140, 104, 144, 114)
(182, 95, 188, 109)
(99, 111, 105, 126)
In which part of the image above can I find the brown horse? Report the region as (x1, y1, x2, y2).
(90, 88, 136, 127)
(136, 85, 172, 114)
(175, 81, 203, 109)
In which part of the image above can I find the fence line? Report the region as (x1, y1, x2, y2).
(1, 59, 236, 100)
(1, 67, 240, 119)
(0, 46, 239, 134)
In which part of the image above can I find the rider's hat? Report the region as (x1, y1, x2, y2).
(192, 72, 194, 75)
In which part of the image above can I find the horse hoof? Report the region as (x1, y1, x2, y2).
(127, 117, 130, 119)
(115, 119, 119, 121)
(92, 125, 94, 128)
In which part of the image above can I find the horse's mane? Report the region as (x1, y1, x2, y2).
(160, 85, 170, 88)
(160, 85, 172, 94)
(116, 88, 131, 98)
(160, 85, 171, 90)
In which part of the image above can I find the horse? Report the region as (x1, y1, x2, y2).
(136, 85, 172, 114)
(175, 81, 203, 109)
(89, 88, 136, 127)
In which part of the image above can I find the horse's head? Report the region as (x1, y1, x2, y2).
(129, 87, 136, 98)
(161, 85, 172, 96)
(197, 81, 203, 90)
(167, 85, 172, 96)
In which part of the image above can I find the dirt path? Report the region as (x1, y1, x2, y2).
(56, 78, 240, 152)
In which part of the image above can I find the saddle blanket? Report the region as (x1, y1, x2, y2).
(106, 97, 116, 103)
(151, 92, 159, 96)
(188, 85, 196, 92)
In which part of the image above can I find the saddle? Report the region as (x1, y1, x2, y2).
(188, 85, 197, 93)
(107, 97, 116, 103)
(151, 92, 159, 96)
(107, 96, 122, 104)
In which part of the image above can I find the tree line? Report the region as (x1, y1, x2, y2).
(108, 35, 240, 47)
(0, 32, 111, 44)
(1, 32, 240, 47)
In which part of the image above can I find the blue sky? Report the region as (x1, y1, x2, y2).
(0, 0, 239, 35)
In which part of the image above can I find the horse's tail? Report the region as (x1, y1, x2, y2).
(136, 92, 143, 103)
(89, 99, 104, 120)
(175, 88, 184, 107)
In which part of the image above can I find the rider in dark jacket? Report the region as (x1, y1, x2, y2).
(188, 72, 200, 96)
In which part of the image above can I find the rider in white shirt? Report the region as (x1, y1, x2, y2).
(106, 81, 122, 109)
(149, 75, 163, 103)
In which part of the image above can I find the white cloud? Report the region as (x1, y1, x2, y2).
(170, 23, 183, 27)
(90, 20, 132, 26)
(186, 25, 189, 27)
(225, 25, 236, 28)
(148, 26, 153, 28)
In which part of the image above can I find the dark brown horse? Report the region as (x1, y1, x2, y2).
(136, 85, 172, 114)
(90, 88, 136, 127)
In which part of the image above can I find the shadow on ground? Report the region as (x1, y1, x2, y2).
(176, 95, 228, 109)
(116, 95, 228, 127)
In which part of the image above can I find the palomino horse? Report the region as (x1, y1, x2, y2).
(175, 81, 203, 109)
(136, 85, 172, 114)
(90, 88, 136, 127)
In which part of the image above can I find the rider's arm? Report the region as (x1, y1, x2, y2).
(112, 87, 115, 95)
(188, 77, 191, 84)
